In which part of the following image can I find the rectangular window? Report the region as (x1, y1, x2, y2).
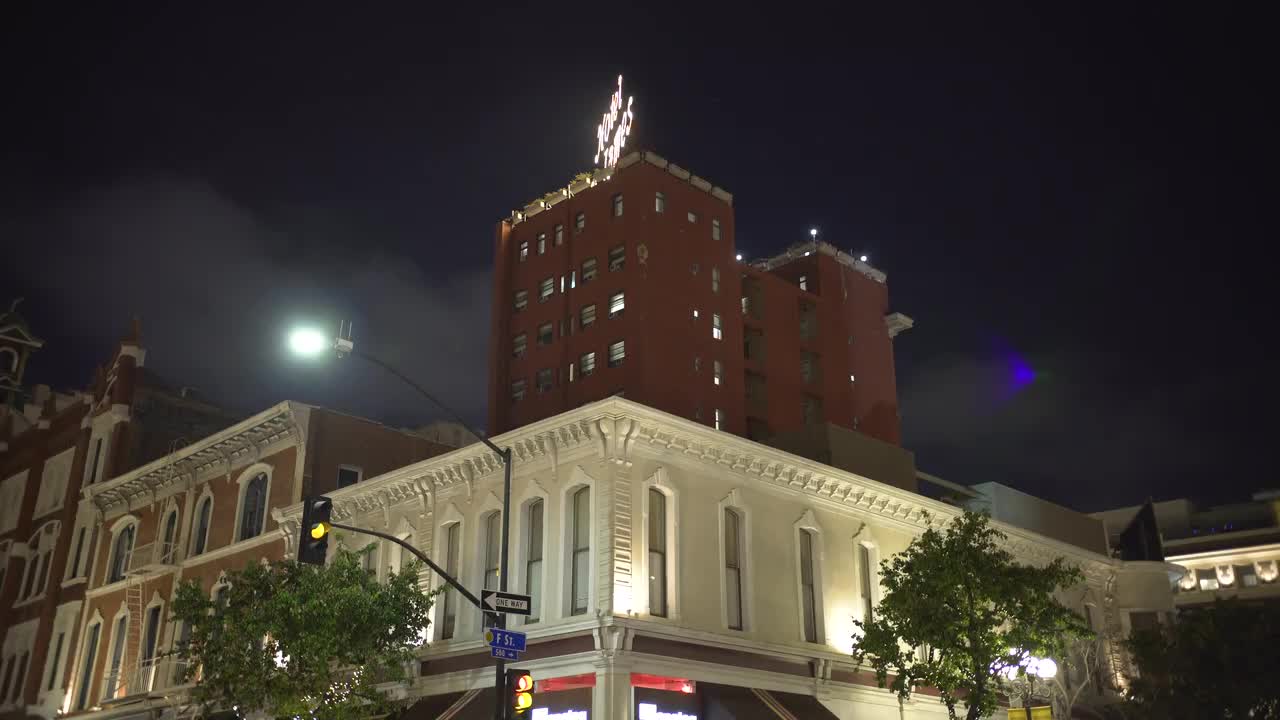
(802, 395, 823, 424)
(88, 438, 103, 485)
(68, 527, 86, 580)
(608, 340, 625, 368)
(539, 277, 554, 302)
(612, 193, 624, 217)
(336, 467, 361, 489)
(512, 333, 527, 358)
(799, 274, 808, 291)
(518, 240, 529, 262)
(526, 500, 544, 623)
(648, 489, 667, 618)
(511, 379, 526, 402)
(536, 368, 553, 393)
(713, 360, 723, 386)
(725, 509, 744, 630)
(104, 615, 127, 697)
(580, 352, 596, 376)
(513, 290, 528, 312)
(712, 218, 721, 240)
(10, 652, 28, 704)
(143, 605, 161, 670)
(608, 245, 625, 272)
(554, 224, 564, 245)
(859, 544, 874, 623)
(712, 314, 723, 340)
(537, 322, 553, 346)
(567, 361, 576, 383)
(801, 351, 819, 383)
(46, 631, 65, 691)
(1, 657, 12, 702)
(571, 487, 591, 615)
(581, 258, 598, 283)
(800, 530, 818, 643)
(608, 291, 626, 318)
(655, 192, 665, 213)
(687, 210, 698, 223)
(76, 623, 100, 709)
(537, 232, 547, 254)
(711, 267, 720, 293)
(714, 408, 725, 430)
(575, 211, 585, 233)
(441, 524, 459, 640)
(580, 304, 597, 329)
(484, 513, 500, 592)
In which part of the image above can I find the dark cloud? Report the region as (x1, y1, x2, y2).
(5, 178, 491, 429)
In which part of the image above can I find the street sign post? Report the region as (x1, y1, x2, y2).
(485, 627, 528, 653)
(483, 590, 533, 616)
(490, 647, 521, 661)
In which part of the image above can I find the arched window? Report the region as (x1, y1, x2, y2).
(103, 613, 128, 698)
(648, 489, 668, 618)
(482, 513, 501, 592)
(74, 618, 102, 709)
(238, 473, 267, 541)
(19, 522, 58, 601)
(107, 523, 135, 584)
(724, 507, 745, 631)
(440, 522, 460, 640)
(569, 486, 591, 616)
(524, 500, 544, 624)
(161, 509, 179, 564)
(191, 496, 212, 556)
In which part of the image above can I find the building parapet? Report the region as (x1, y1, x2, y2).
(507, 151, 734, 227)
(752, 240, 888, 284)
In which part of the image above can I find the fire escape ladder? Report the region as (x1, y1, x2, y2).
(123, 575, 144, 697)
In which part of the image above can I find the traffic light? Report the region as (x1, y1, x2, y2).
(505, 668, 534, 718)
(298, 496, 332, 566)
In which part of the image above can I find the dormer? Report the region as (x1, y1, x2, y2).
(0, 298, 44, 405)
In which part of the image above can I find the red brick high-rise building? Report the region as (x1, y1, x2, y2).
(486, 150, 914, 453)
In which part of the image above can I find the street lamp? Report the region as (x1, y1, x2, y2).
(287, 323, 515, 720)
(997, 651, 1057, 720)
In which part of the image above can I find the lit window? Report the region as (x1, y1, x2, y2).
(525, 500, 544, 623)
(609, 245, 625, 272)
(580, 304, 597, 329)
(613, 194, 624, 217)
(741, 296, 749, 315)
(582, 258, 598, 283)
(688, 211, 698, 223)
(536, 368, 553, 393)
(514, 290, 528, 312)
(712, 218, 721, 240)
(441, 523, 460, 639)
(537, 323, 553, 346)
(239, 473, 267, 541)
(655, 192, 665, 213)
(575, 212, 585, 233)
(693, 309, 699, 319)
(511, 379, 526, 402)
(554, 224, 564, 245)
(725, 509, 744, 630)
(518, 240, 529, 262)
(567, 361, 576, 383)
(608, 291, 626, 318)
(799, 275, 808, 291)
(712, 314, 722, 340)
(537, 233, 547, 254)
(580, 352, 596, 376)
(337, 466, 361, 489)
(712, 267, 720, 293)
(714, 408, 725, 430)
(569, 270, 577, 289)
(512, 333, 527, 358)
(648, 489, 667, 618)
(849, 374, 855, 383)
(800, 530, 819, 643)
(713, 360, 723, 386)
(570, 487, 591, 615)
(539, 277, 554, 302)
(608, 340, 625, 367)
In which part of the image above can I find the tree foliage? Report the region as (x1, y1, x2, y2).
(1124, 599, 1280, 720)
(851, 511, 1092, 720)
(170, 542, 433, 720)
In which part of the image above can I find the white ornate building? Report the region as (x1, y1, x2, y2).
(261, 398, 1179, 720)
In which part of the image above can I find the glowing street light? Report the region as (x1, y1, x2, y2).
(288, 327, 330, 357)
(859, 254, 868, 263)
(809, 228, 818, 239)
(735, 253, 743, 261)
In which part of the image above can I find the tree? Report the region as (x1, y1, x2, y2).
(170, 542, 434, 720)
(852, 511, 1092, 720)
(1124, 599, 1280, 720)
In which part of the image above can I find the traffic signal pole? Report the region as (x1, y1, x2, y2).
(326, 521, 485, 611)
(495, 449, 512, 720)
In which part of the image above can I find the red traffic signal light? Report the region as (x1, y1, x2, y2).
(506, 668, 534, 718)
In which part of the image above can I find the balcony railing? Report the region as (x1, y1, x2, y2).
(126, 541, 181, 576)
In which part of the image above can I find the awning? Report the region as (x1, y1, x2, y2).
(699, 683, 839, 720)
(399, 689, 483, 720)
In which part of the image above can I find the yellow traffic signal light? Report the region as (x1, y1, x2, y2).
(310, 522, 330, 540)
(298, 497, 333, 566)
(506, 669, 534, 717)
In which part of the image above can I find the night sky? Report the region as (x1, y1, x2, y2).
(2, 5, 1269, 512)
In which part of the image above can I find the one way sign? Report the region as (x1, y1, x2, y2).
(482, 590, 532, 616)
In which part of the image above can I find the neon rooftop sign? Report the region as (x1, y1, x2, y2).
(594, 74, 634, 169)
